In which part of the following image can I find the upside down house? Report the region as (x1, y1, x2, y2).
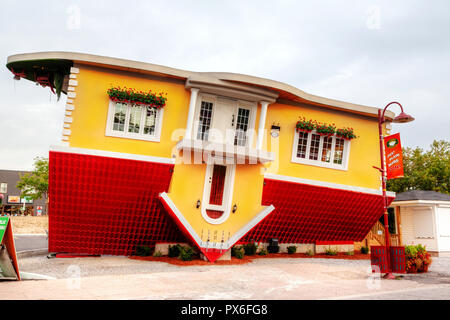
(6, 52, 397, 262)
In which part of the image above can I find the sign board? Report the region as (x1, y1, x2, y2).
(384, 133, 405, 180)
(0, 217, 7, 242)
(0, 217, 20, 280)
(7, 196, 20, 204)
(20, 197, 33, 204)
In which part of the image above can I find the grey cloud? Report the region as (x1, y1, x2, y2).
(0, 0, 448, 169)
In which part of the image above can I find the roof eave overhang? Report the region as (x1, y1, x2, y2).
(6, 51, 395, 120)
(391, 200, 450, 206)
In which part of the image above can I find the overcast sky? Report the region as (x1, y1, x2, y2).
(0, 1, 449, 170)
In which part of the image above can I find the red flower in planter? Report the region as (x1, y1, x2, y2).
(336, 127, 357, 140)
(107, 86, 167, 108)
(316, 122, 336, 136)
(296, 117, 315, 132)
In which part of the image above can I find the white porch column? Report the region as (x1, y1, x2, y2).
(256, 101, 270, 150)
(185, 88, 200, 139)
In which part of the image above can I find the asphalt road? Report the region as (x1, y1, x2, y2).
(13, 234, 48, 252)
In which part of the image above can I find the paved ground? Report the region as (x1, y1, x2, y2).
(13, 234, 47, 252)
(1, 255, 450, 300)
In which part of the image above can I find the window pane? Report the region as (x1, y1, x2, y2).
(296, 132, 308, 158)
(128, 105, 142, 133)
(333, 138, 345, 164)
(209, 165, 227, 206)
(113, 103, 127, 132)
(309, 134, 320, 160)
(321, 136, 333, 163)
(0, 183, 7, 193)
(234, 108, 250, 146)
(143, 106, 157, 136)
(197, 101, 213, 141)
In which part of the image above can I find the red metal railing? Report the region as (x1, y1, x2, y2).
(371, 245, 406, 274)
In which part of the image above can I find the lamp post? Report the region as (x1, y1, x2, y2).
(378, 101, 414, 279)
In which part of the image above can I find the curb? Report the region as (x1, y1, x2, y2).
(17, 249, 48, 258)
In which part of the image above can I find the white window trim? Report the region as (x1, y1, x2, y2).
(193, 93, 257, 148)
(291, 129, 351, 171)
(201, 163, 236, 225)
(105, 100, 164, 142)
(194, 94, 216, 142)
(237, 99, 257, 148)
(0, 183, 7, 194)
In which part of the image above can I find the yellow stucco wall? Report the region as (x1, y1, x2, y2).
(263, 102, 382, 190)
(68, 63, 384, 235)
(167, 159, 265, 242)
(69, 64, 190, 158)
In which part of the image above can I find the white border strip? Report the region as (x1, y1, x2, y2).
(50, 145, 175, 165)
(264, 173, 396, 197)
(159, 192, 202, 246)
(227, 205, 275, 246)
(160, 192, 275, 250)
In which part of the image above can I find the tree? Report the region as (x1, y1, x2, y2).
(16, 157, 49, 202)
(387, 140, 449, 194)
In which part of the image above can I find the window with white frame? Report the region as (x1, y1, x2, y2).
(197, 101, 213, 141)
(106, 101, 163, 142)
(291, 130, 351, 170)
(0, 183, 7, 193)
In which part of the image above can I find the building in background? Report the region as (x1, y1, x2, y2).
(390, 190, 450, 255)
(0, 170, 47, 216)
(6, 52, 400, 261)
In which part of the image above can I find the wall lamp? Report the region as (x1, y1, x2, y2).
(271, 123, 280, 138)
(196, 199, 201, 209)
(232, 204, 237, 213)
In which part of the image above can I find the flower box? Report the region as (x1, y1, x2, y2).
(107, 86, 167, 108)
(405, 244, 432, 273)
(336, 127, 357, 140)
(315, 123, 336, 136)
(296, 118, 315, 133)
(295, 117, 357, 140)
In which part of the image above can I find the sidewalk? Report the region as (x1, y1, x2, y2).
(2, 256, 450, 300)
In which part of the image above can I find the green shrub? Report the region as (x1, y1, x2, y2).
(258, 249, 268, 256)
(360, 246, 369, 254)
(153, 250, 162, 257)
(243, 242, 257, 256)
(305, 249, 314, 256)
(135, 245, 152, 256)
(325, 247, 338, 256)
(346, 250, 354, 256)
(232, 246, 244, 259)
(179, 246, 195, 261)
(168, 244, 182, 258)
(287, 246, 297, 254)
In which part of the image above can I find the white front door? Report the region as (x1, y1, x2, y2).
(209, 97, 236, 145)
(195, 95, 254, 147)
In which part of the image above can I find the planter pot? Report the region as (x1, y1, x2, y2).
(407, 265, 418, 273)
(296, 128, 313, 133)
(317, 132, 334, 137)
(336, 135, 353, 140)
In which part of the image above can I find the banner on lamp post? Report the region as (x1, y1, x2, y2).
(384, 132, 404, 179)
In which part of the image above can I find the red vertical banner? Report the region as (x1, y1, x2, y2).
(384, 132, 404, 179)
